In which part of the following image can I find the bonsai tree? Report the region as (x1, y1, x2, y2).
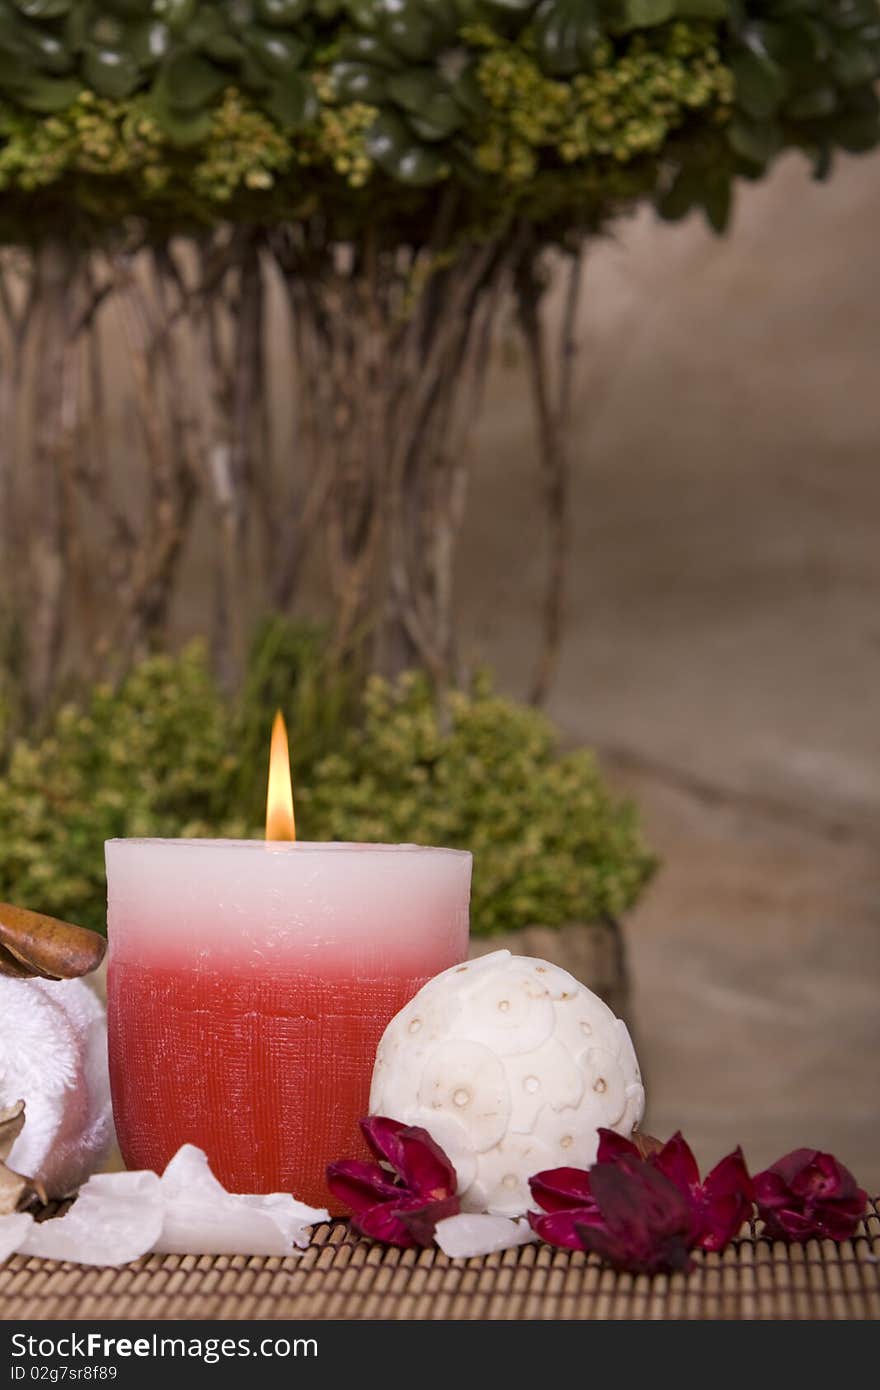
(0, 0, 877, 713)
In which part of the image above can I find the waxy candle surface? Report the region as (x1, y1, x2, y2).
(106, 839, 471, 1207)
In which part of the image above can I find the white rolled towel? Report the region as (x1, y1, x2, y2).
(0, 976, 113, 1196)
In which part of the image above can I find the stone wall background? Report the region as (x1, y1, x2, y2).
(456, 149, 880, 1187)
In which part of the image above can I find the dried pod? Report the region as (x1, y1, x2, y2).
(0, 1101, 45, 1215)
(632, 1133, 664, 1160)
(0, 1101, 26, 1163)
(0, 904, 106, 981)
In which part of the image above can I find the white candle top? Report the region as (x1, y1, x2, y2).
(106, 839, 472, 973)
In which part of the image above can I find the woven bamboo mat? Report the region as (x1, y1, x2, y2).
(2, 1201, 877, 1321)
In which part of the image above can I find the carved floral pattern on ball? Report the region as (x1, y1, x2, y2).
(369, 951, 645, 1218)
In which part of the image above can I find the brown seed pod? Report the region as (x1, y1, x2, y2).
(0, 904, 106, 981)
(0, 1100, 25, 1162)
(631, 1132, 664, 1160)
(0, 1100, 45, 1215)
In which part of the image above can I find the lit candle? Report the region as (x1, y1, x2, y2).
(105, 716, 471, 1208)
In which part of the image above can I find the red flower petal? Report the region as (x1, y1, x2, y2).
(330, 1117, 462, 1248)
(396, 1126, 458, 1200)
(528, 1205, 604, 1250)
(760, 1206, 818, 1242)
(697, 1148, 754, 1251)
(817, 1203, 868, 1241)
(357, 1193, 460, 1249)
(529, 1166, 596, 1213)
(580, 1157, 695, 1274)
(360, 1115, 410, 1169)
(753, 1168, 788, 1213)
(652, 1132, 701, 1193)
(596, 1129, 641, 1165)
(574, 1218, 693, 1276)
(398, 1194, 461, 1247)
(754, 1149, 867, 1244)
(360, 1116, 457, 1200)
(530, 1135, 753, 1264)
(791, 1150, 861, 1204)
(765, 1149, 822, 1193)
(704, 1147, 753, 1204)
(326, 1159, 401, 1218)
(357, 1199, 420, 1248)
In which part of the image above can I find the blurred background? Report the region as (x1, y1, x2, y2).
(458, 150, 880, 1188)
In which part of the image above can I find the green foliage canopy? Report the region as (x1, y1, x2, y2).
(0, 0, 877, 240)
(0, 632, 655, 936)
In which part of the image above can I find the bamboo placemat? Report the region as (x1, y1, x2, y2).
(2, 1201, 877, 1321)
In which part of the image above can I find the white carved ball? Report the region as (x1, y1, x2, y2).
(369, 950, 645, 1217)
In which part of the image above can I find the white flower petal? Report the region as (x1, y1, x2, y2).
(21, 1171, 164, 1266)
(0, 1213, 33, 1261)
(155, 1197, 319, 1256)
(76, 1170, 161, 1200)
(159, 1144, 226, 1200)
(239, 1193, 329, 1246)
(14, 1148, 328, 1265)
(435, 1213, 536, 1259)
(156, 1145, 328, 1255)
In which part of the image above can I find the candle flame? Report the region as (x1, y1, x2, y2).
(265, 710, 296, 842)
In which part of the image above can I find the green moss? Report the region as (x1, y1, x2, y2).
(305, 671, 656, 937)
(0, 646, 239, 931)
(0, 629, 655, 937)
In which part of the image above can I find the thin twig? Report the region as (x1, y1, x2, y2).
(517, 243, 584, 706)
(27, 241, 73, 713)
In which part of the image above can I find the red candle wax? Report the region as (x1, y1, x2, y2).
(105, 839, 471, 1210)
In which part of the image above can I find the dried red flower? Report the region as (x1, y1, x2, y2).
(529, 1128, 755, 1271)
(601, 1130, 754, 1252)
(527, 1166, 603, 1251)
(754, 1149, 867, 1243)
(579, 1157, 695, 1274)
(529, 1154, 693, 1274)
(327, 1116, 460, 1248)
